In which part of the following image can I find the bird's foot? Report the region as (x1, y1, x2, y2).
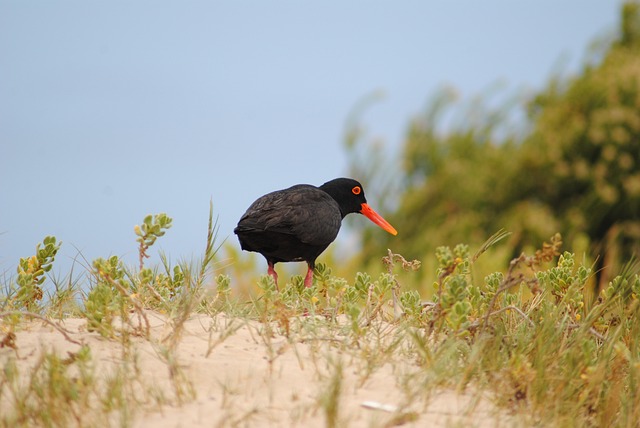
(304, 267, 314, 288)
(268, 263, 279, 288)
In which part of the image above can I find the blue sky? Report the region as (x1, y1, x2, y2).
(0, 1, 622, 277)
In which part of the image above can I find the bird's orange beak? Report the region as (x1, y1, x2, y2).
(360, 203, 398, 236)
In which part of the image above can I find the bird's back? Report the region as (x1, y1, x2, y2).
(234, 184, 342, 263)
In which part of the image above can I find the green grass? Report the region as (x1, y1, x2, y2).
(1, 210, 639, 427)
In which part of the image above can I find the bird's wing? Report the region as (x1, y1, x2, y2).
(236, 185, 342, 246)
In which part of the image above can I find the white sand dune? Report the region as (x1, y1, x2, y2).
(2, 312, 508, 427)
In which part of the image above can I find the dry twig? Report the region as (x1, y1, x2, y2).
(0, 311, 83, 346)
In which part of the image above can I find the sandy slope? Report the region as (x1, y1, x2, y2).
(1, 312, 508, 427)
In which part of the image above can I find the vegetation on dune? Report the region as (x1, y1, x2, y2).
(2, 207, 640, 426)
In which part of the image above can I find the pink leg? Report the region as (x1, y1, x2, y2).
(267, 262, 278, 287)
(304, 263, 314, 288)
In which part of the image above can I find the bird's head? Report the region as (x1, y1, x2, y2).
(320, 178, 398, 236)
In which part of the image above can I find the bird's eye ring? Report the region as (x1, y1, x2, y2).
(352, 186, 361, 195)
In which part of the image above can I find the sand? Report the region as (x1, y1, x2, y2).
(1, 312, 508, 427)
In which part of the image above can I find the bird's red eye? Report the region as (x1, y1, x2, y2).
(352, 186, 361, 195)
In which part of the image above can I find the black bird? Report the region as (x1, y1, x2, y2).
(234, 178, 397, 288)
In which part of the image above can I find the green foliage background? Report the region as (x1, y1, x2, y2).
(348, 2, 640, 290)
